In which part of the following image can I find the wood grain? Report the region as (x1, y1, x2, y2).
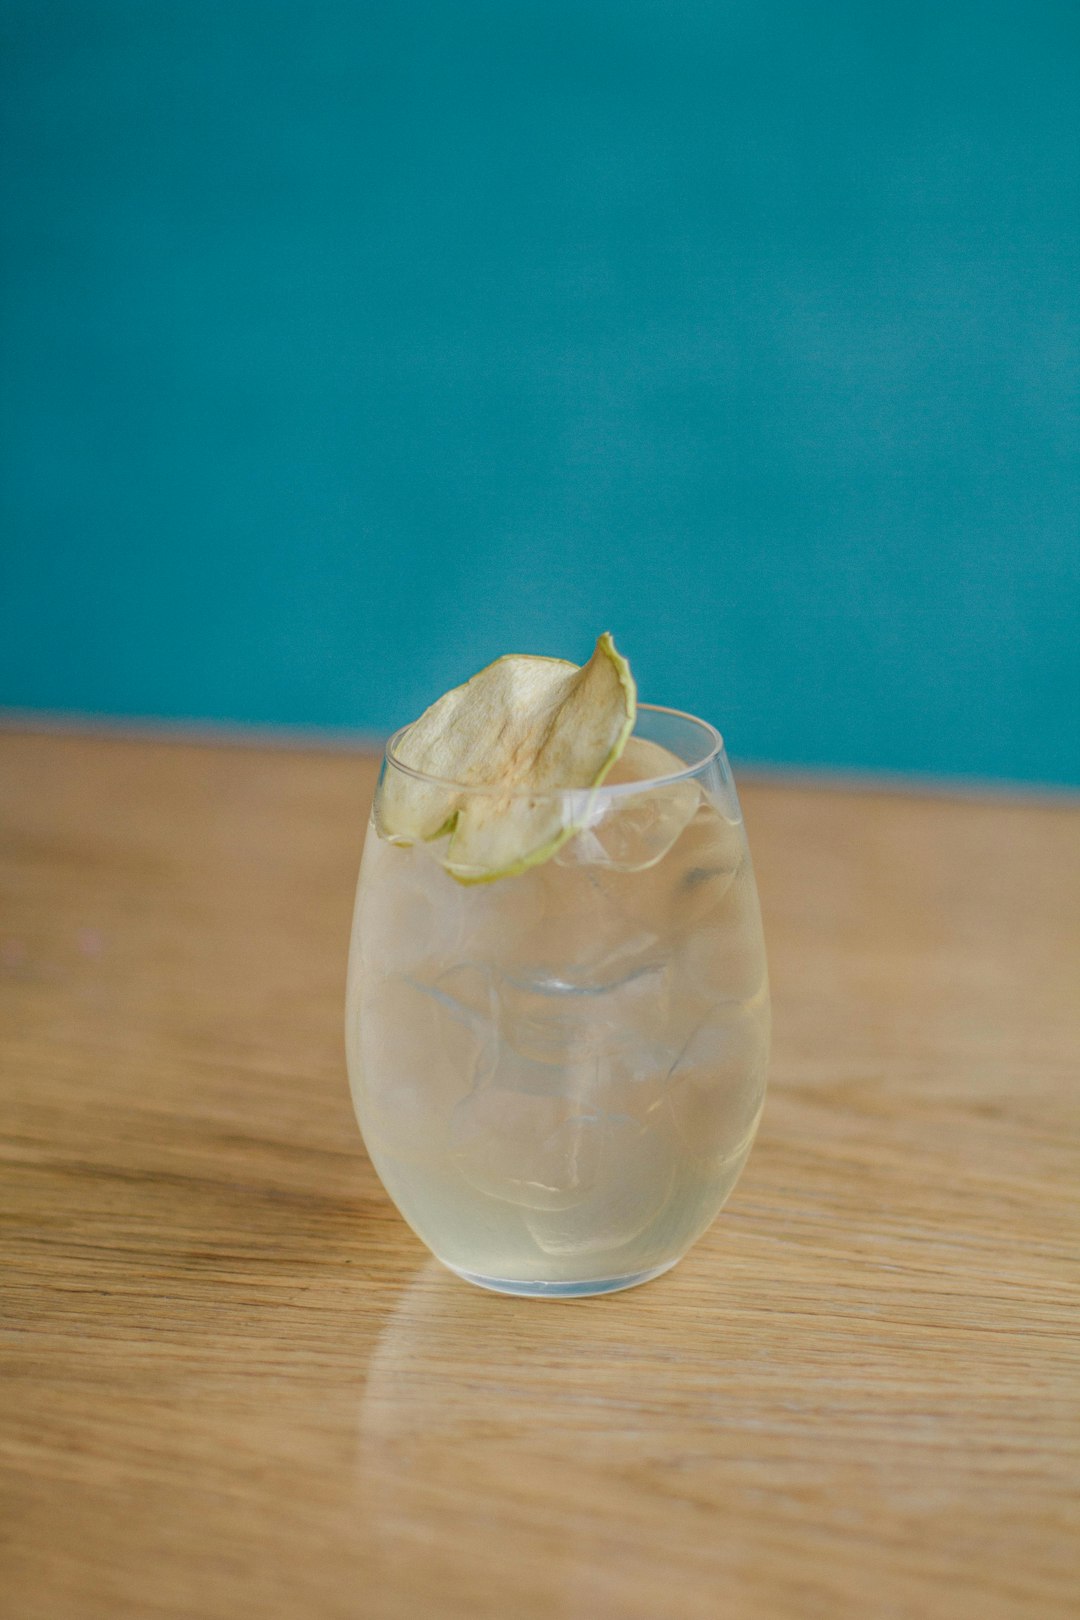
(1, 730, 1077, 1620)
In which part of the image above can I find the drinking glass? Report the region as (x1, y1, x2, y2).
(346, 704, 770, 1297)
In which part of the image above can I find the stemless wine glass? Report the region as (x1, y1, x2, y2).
(345, 704, 770, 1298)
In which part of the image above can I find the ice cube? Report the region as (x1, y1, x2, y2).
(485, 1039, 602, 1101)
(449, 952, 683, 1209)
(523, 1111, 677, 1257)
(667, 996, 770, 1165)
(678, 861, 768, 1009)
(450, 850, 666, 993)
(495, 961, 672, 1064)
(552, 803, 745, 985)
(449, 1088, 601, 1210)
(555, 776, 701, 873)
(585, 1043, 680, 1124)
(354, 971, 495, 1166)
(426, 961, 498, 1025)
(353, 832, 464, 977)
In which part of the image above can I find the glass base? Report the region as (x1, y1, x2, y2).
(443, 1257, 680, 1299)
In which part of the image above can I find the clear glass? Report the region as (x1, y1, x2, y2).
(345, 704, 770, 1298)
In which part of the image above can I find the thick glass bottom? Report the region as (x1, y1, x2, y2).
(443, 1256, 681, 1299)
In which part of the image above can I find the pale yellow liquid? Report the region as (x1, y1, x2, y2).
(346, 790, 770, 1292)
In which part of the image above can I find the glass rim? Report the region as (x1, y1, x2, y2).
(384, 701, 726, 799)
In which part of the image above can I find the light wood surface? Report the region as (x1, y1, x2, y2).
(2, 730, 1077, 1620)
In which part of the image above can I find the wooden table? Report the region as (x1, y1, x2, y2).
(2, 730, 1077, 1620)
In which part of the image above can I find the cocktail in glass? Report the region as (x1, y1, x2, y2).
(346, 704, 769, 1297)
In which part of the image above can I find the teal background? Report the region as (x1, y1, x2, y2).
(2, 1, 1079, 783)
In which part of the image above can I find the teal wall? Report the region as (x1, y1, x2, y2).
(2, 1, 1078, 783)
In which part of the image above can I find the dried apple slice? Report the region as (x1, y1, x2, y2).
(379, 633, 636, 883)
